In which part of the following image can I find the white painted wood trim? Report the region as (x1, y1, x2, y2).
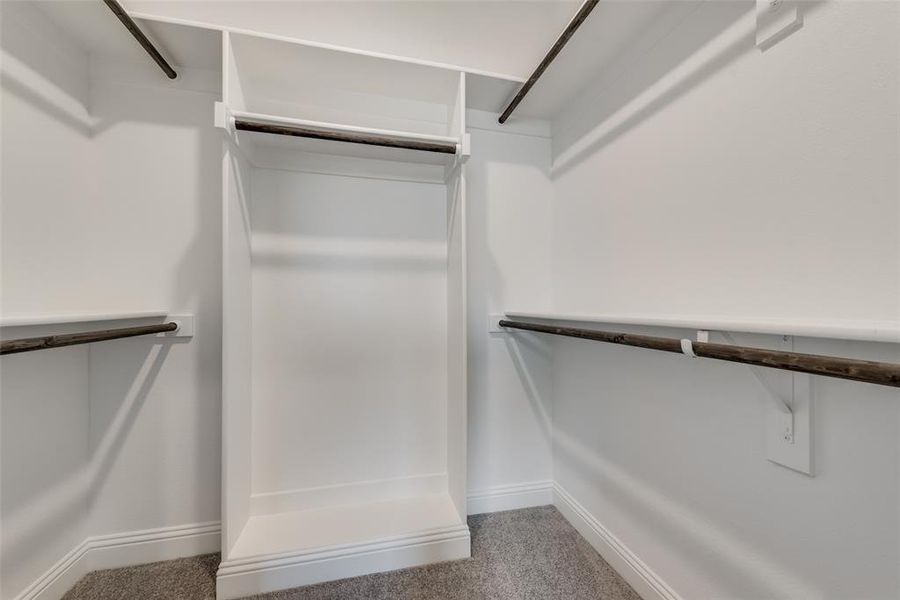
(504, 311, 900, 344)
(466, 480, 554, 515)
(12, 522, 221, 600)
(553, 483, 682, 600)
(250, 473, 448, 515)
(216, 524, 470, 600)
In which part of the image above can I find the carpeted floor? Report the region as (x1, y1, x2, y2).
(62, 506, 641, 599)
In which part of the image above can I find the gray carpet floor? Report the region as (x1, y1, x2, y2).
(62, 506, 641, 599)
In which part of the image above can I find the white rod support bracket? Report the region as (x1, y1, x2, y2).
(719, 331, 793, 415)
(163, 314, 194, 337)
(680, 338, 697, 357)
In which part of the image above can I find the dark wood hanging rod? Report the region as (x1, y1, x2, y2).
(102, 0, 177, 79)
(498, 0, 599, 124)
(499, 320, 900, 388)
(1, 322, 178, 356)
(234, 120, 458, 154)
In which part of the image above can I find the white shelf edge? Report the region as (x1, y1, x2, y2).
(502, 310, 900, 344)
(129, 12, 527, 84)
(231, 109, 460, 145)
(1, 312, 194, 338)
(0, 311, 168, 328)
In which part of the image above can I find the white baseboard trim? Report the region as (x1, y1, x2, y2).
(13, 522, 221, 600)
(251, 473, 447, 516)
(552, 483, 681, 600)
(466, 480, 554, 515)
(16, 483, 678, 600)
(216, 524, 470, 600)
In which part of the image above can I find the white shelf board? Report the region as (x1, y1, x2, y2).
(503, 311, 900, 344)
(233, 111, 459, 167)
(0, 311, 168, 328)
(228, 493, 463, 561)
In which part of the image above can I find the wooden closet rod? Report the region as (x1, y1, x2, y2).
(499, 320, 900, 388)
(102, 0, 177, 79)
(234, 120, 458, 154)
(1, 322, 178, 356)
(498, 0, 599, 124)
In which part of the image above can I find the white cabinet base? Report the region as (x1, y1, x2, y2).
(216, 494, 469, 599)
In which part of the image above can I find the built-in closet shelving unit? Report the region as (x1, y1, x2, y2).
(217, 30, 470, 599)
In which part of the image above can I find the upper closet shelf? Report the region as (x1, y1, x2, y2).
(219, 107, 464, 167)
(220, 29, 468, 167)
(503, 311, 900, 344)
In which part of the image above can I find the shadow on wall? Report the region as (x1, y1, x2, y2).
(463, 129, 555, 485)
(0, 1, 95, 134)
(0, 341, 171, 593)
(551, 0, 826, 177)
(503, 333, 553, 442)
(551, 424, 824, 598)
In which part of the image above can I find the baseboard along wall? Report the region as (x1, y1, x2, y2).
(16, 482, 680, 600)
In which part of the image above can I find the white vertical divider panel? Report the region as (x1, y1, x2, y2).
(222, 31, 245, 111)
(221, 132, 253, 557)
(446, 163, 467, 523)
(448, 72, 465, 137)
(446, 72, 468, 522)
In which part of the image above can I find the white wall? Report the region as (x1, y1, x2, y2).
(548, 1, 900, 598)
(249, 168, 448, 501)
(1, 3, 94, 596)
(1, 3, 223, 597)
(464, 116, 556, 499)
(82, 67, 223, 537)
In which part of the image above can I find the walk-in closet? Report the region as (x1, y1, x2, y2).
(2, 1, 899, 599)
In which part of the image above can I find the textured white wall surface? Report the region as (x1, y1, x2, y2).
(548, 2, 900, 598)
(249, 169, 448, 495)
(464, 123, 555, 494)
(1, 3, 223, 596)
(2, 3, 94, 596)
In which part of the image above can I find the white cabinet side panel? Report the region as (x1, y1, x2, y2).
(446, 165, 467, 521)
(222, 140, 253, 555)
